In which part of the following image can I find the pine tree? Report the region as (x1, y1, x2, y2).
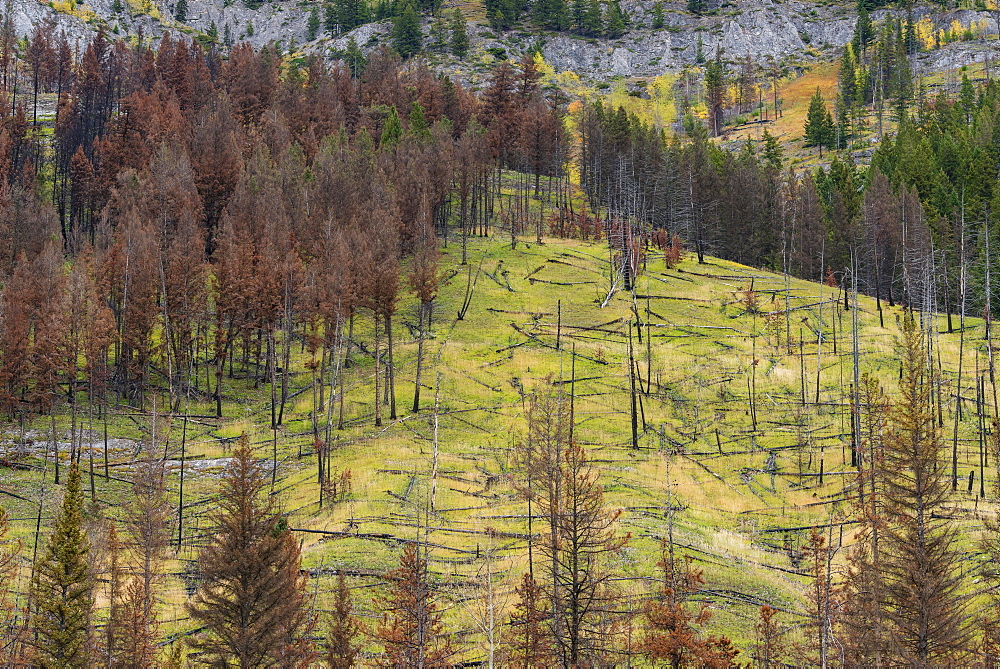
(175, 0, 187, 22)
(308, 6, 321, 40)
(449, 9, 469, 58)
(704, 52, 727, 136)
(582, 0, 602, 36)
(392, 2, 423, 59)
(29, 462, 93, 668)
(879, 314, 971, 664)
(187, 434, 316, 665)
(326, 573, 361, 668)
(325, 2, 338, 34)
(408, 101, 431, 139)
(687, 0, 705, 15)
(761, 128, 782, 171)
(374, 543, 453, 666)
(381, 105, 403, 148)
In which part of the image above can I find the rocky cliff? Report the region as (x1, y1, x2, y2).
(8, 0, 997, 83)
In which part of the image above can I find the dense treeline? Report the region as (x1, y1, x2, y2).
(0, 25, 569, 427)
(581, 62, 1000, 327)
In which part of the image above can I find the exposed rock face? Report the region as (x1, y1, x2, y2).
(6, 0, 998, 82)
(539, 0, 859, 78)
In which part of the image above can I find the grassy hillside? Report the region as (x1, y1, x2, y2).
(1, 229, 994, 660)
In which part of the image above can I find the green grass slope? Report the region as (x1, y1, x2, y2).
(0, 232, 993, 660)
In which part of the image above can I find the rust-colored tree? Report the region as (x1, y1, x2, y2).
(879, 313, 970, 664)
(517, 383, 628, 665)
(187, 434, 316, 665)
(642, 549, 739, 668)
(505, 572, 553, 668)
(374, 542, 453, 667)
(326, 572, 362, 669)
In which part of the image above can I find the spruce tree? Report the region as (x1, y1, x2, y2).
(187, 434, 316, 665)
(381, 105, 403, 147)
(174, 0, 187, 22)
(30, 462, 93, 668)
(449, 9, 469, 58)
(582, 0, 602, 37)
(804, 87, 832, 155)
(687, 0, 705, 16)
(392, 2, 423, 59)
(325, 2, 338, 34)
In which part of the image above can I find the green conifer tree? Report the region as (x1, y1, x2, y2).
(651, 1, 664, 28)
(429, 13, 447, 52)
(307, 6, 321, 40)
(381, 106, 403, 147)
(449, 9, 469, 57)
(582, 0, 602, 36)
(604, 0, 627, 37)
(408, 101, 431, 139)
(392, 2, 423, 58)
(804, 87, 830, 155)
(344, 36, 366, 77)
(687, 0, 705, 16)
(761, 128, 783, 171)
(325, 2, 338, 34)
(30, 462, 93, 668)
(175, 0, 187, 21)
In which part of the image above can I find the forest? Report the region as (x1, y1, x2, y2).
(2, 6, 1000, 666)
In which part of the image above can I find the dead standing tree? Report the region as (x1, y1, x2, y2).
(515, 383, 627, 666)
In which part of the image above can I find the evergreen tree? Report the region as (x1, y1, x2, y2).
(804, 87, 834, 155)
(392, 2, 423, 59)
(207, 20, 218, 42)
(582, 0, 602, 36)
(533, 0, 567, 31)
(687, 0, 705, 16)
(604, 0, 627, 37)
(381, 105, 403, 147)
(571, 0, 586, 32)
(704, 52, 727, 136)
(449, 9, 469, 58)
(761, 128, 782, 171)
(175, 0, 187, 22)
(408, 101, 431, 139)
(853, 5, 874, 55)
(307, 6, 321, 40)
(428, 13, 447, 52)
(344, 35, 367, 77)
(187, 434, 316, 666)
(29, 462, 93, 668)
(325, 2, 338, 34)
(650, 0, 664, 28)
